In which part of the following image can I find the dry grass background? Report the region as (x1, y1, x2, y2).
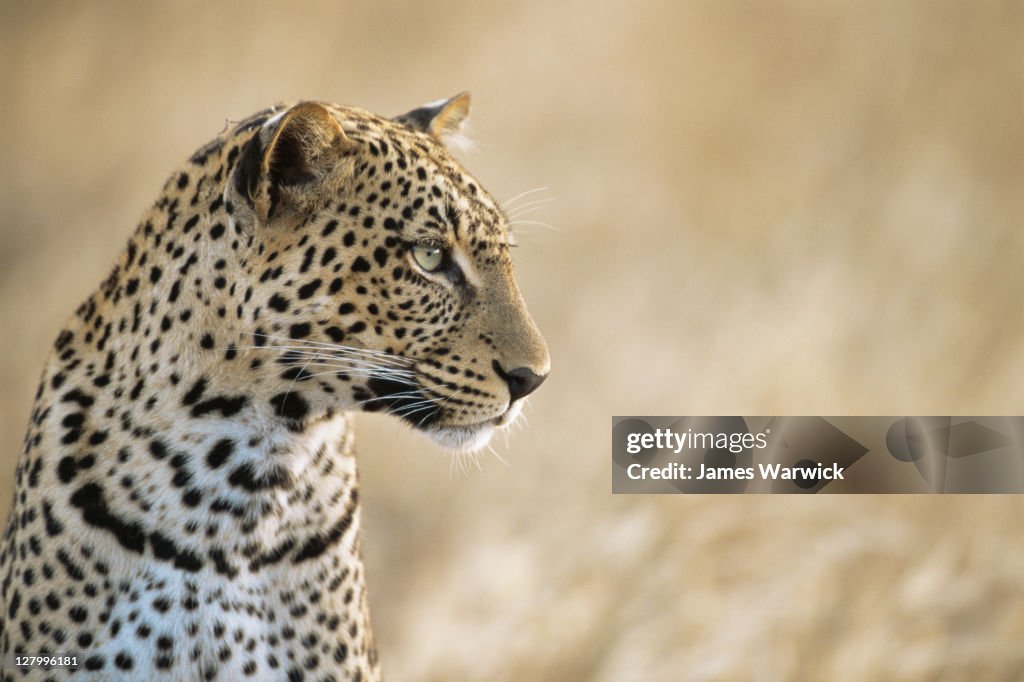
(2, 1, 1023, 679)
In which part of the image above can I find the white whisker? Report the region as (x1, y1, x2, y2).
(505, 198, 556, 219)
(487, 443, 510, 467)
(508, 219, 560, 232)
(506, 204, 554, 221)
(501, 186, 549, 210)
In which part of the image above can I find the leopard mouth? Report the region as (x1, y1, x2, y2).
(365, 376, 520, 452)
(364, 377, 444, 427)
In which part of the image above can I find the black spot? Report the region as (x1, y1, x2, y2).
(29, 457, 43, 488)
(373, 246, 388, 267)
(57, 548, 85, 581)
(200, 334, 215, 349)
(169, 452, 187, 470)
(42, 501, 64, 536)
(85, 655, 106, 671)
(151, 532, 175, 559)
(130, 378, 145, 401)
(300, 246, 316, 273)
(293, 491, 357, 563)
(177, 172, 189, 189)
(172, 468, 190, 488)
(175, 550, 203, 572)
(270, 392, 309, 421)
(69, 483, 146, 554)
(61, 388, 95, 408)
(57, 456, 78, 484)
(280, 367, 314, 382)
(115, 652, 134, 671)
(209, 548, 238, 580)
(190, 395, 248, 418)
(8, 590, 20, 619)
(62, 412, 85, 428)
(288, 323, 311, 339)
(268, 294, 290, 312)
(249, 537, 295, 571)
(351, 256, 371, 272)
(55, 329, 74, 350)
(325, 327, 344, 342)
(182, 378, 207, 406)
(228, 462, 292, 493)
(150, 266, 163, 284)
(61, 428, 83, 445)
(297, 279, 322, 299)
(207, 439, 235, 469)
(210, 223, 226, 239)
(149, 439, 169, 460)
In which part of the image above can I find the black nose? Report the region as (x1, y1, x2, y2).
(493, 360, 548, 403)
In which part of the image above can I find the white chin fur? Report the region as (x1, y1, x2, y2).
(421, 401, 526, 453)
(424, 422, 496, 453)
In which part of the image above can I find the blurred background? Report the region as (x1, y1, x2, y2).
(2, 1, 1023, 679)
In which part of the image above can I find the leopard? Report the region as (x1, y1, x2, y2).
(0, 92, 549, 680)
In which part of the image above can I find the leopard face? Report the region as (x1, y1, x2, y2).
(224, 95, 550, 451)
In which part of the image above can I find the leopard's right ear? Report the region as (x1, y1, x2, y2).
(230, 102, 357, 224)
(394, 92, 471, 148)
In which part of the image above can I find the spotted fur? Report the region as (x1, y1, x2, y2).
(0, 94, 549, 680)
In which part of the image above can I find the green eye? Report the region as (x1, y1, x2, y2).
(412, 243, 445, 272)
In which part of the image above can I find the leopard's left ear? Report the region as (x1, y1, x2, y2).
(394, 92, 471, 144)
(232, 101, 357, 224)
